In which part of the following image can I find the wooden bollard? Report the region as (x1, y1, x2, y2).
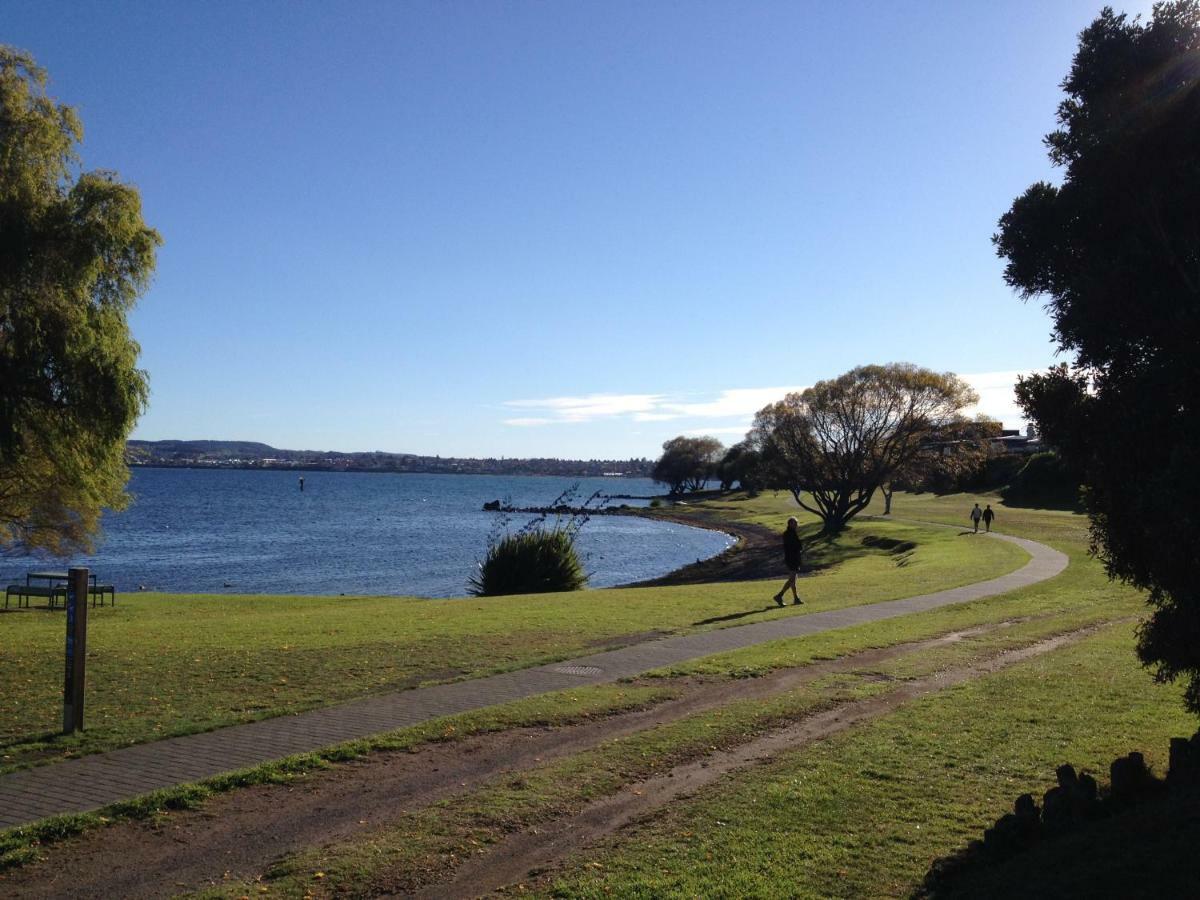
(62, 567, 89, 734)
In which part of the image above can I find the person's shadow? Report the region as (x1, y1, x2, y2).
(691, 605, 781, 626)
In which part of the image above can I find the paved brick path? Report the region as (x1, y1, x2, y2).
(0, 530, 1066, 830)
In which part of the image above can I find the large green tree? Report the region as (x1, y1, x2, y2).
(652, 436, 724, 494)
(716, 440, 762, 492)
(0, 47, 159, 555)
(751, 364, 977, 532)
(995, 3, 1200, 711)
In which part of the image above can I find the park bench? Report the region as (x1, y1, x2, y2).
(4, 579, 115, 610)
(4, 584, 67, 610)
(47, 584, 117, 609)
(90, 584, 116, 607)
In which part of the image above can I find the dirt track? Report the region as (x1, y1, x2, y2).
(0, 619, 1093, 899)
(412, 626, 1100, 900)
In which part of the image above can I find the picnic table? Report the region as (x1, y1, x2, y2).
(27, 570, 98, 588)
(4, 571, 115, 610)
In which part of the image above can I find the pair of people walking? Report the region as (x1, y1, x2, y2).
(774, 516, 804, 606)
(970, 503, 995, 533)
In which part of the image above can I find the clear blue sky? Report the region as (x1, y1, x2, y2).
(6, 1, 1147, 458)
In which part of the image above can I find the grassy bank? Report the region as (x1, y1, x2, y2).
(531, 491, 1187, 898)
(3, 491, 1189, 897)
(543, 620, 1190, 898)
(0, 499, 1023, 772)
(212, 491, 1182, 897)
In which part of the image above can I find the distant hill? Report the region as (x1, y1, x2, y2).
(125, 440, 654, 478)
(127, 440, 281, 458)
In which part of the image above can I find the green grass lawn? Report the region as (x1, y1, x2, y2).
(543, 622, 1192, 899)
(204, 491, 1186, 898)
(4, 490, 1191, 897)
(201, 572, 1175, 898)
(0, 498, 1024, 773)
(531, 492, 1192, 898)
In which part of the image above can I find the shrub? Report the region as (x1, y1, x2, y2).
(982, 453, 1025, 490)
(468, 527, 587, 596)
(1002, 452, 1082, 509)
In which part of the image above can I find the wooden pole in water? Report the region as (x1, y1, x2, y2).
(62, 567, 89, 734)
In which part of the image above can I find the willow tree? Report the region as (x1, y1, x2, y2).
(751, 364, 977, 531)
(0, 47, 160, 554)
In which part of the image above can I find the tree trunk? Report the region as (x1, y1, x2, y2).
(822, 496, 852, 533)
(883, 485, 893, 515)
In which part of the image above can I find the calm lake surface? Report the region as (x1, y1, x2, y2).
(0, 468, 732, 597)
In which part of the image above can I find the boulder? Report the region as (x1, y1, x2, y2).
(1068, 772, 1101, 820)
(1042, 786, 1070, 832)
(1055, 763, 1078, 790)
(1109, 752, 1150, 805)
(1014, 792, 1038, 820)
(1169, 736, 1200, 786)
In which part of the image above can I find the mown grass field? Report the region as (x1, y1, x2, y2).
(196, 491, 1191, 899)
(0, 498, 1023, 773)
(197, 622, 1186, 900)
(533, 492, 1192, 898)
(2, 490, 1192, 897)
(542, 622, 1191, 899)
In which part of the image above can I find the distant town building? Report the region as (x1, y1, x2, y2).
(991, 425, 1043, 455)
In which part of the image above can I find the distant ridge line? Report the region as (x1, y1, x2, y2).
(126, 440, 654, 478)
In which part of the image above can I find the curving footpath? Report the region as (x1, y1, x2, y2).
(0, 530, 1067, 830)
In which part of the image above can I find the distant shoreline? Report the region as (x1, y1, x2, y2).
(129, 463, 650, 479)
(622, 505, 772, 588)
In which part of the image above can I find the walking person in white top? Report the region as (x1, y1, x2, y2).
(970, 503, 983, 533)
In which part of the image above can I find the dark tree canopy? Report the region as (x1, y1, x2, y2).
(751, 364, 977, 532)
(0, 47, 159, 554)
(652, 435, 724, 494)
(883, 416, 1002, 514)
(995, 3, 1200, 711)
(716, 440, 761, 492)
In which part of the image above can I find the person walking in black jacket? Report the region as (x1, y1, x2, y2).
(774, 516, 804, 606)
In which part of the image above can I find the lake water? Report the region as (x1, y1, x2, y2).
(0, 468, 732, 597)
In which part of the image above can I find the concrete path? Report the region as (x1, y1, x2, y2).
(0, 530, 1067, 830)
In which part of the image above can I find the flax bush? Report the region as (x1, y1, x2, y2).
(468, 528, 586, 596)
(470, 485, 596, 596)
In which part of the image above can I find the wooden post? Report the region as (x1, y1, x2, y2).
(63, 567, 89, 734)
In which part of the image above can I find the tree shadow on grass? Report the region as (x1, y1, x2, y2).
(634, 512, 925, 588)
(999, 494, 1086, 513)
(916, 788, 1200, 899)
(0, 730, 71, 771)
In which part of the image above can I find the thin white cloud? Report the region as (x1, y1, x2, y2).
(503, 393, 663, 423)
(503, 386, 803, 427)
(660, 386, 806, 419)
(960, 370, 1034, 430)
(501, 372, 1036, 435)
(684, 425, 754, 437)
